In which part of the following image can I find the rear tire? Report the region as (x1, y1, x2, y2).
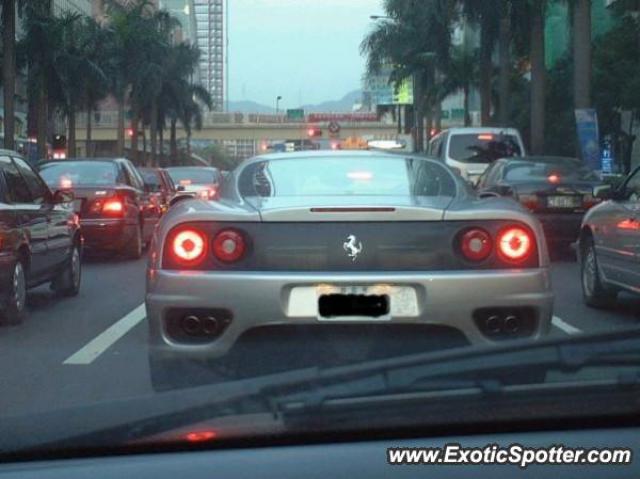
(51, 244, 82, 297)
(0, 260, 27, 325)
(581, 237, 617, 308)
(123, 223, 143, 260)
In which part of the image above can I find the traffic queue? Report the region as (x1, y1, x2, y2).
(0, 128, 638, 328)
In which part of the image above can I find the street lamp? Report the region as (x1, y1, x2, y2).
(275, 95, 283, 115)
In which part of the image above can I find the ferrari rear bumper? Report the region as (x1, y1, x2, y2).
(146, 268, 554, 361)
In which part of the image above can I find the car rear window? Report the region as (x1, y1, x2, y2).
(39, 162, 119, 188)
(238, 156, 457, 198)
(140, 169, 161, 186)
(166, 168, 218, 185)
(449, 133, 522, 163)
(504, 161, 599, 182)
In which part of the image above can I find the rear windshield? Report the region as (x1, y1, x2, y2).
(449, 133, 522, 163)
(504, 161, 599, 182)
(238, 156, 457, 198)
(39, 162, 119, 188)
(140, 169, 161, 186)
(167, 168, 218, 185)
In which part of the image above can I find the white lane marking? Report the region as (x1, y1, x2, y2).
(552, 316, 582, 335)
(63, 303, 146, 365)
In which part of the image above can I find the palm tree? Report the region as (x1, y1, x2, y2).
(572, 0, 592, 109)
(20, 0, 56, 160)
(361, 0, 455, 151)
(442, 46, 478, 126)
(461, 0, 501, 126)
(3, 0, 18, 149)
(77, 17, 110, 157)
(529, 0, 547, 154)
(158, 43, 213, 162)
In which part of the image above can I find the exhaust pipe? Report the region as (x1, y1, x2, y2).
(504, 315, 520, 334)
(485, 315, 503, 334)
(181, 315, 202, 335)
(202, 316, 220, 335)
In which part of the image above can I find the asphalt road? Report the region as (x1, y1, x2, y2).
(0, 254, 638, 418)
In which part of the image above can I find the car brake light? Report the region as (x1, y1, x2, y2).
(173, 229, 207, 263)
(497, 226, 533, 263)
(198, 188, 217, 200)
(459, 228, 493, 262)
(184, 431, 217, 442)
(102, 198, 123, 213)
(212, 229, 246, 263)
(478, 134, 494, 141)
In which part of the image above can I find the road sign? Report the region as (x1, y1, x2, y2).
(286, 109, 304, 122)
(328, 121, 341, 134)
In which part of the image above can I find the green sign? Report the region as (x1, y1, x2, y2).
(393, 78, 414, 105)
(286, 109, 305, 121)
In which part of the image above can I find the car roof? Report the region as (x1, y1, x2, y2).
(40, 157, 127, 165)
(444, 127, 522, 135)
(0, 148, 24, 157)
(239, 149, 421, 167)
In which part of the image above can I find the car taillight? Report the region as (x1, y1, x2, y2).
(497, 226, 533, 263)
(517, 194, 539, 211)
(102, 198, 123, 213)
(198, 188, 217, 200)
(212, 229, 246, 263)
(459, 228, 493, 262)
(172, 229, 207, 263)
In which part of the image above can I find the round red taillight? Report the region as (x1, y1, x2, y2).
(497, 226, 533, 262)
(212, 230, 246, 263)
(459, 228, 493, 262)
(173, 229, 207, 263)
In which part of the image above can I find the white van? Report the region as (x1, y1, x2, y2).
(428, 127, 526, 184)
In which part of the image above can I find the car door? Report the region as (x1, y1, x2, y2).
(593, 167, 640, 287)
(124, 162, 158, 241)
(0, 156, 49, 282)
(13, 156, 71, 271)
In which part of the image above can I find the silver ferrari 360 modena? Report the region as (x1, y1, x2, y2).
(146, 151, 553, 390)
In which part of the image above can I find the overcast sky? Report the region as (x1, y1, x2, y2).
(228, 0, 383, 107)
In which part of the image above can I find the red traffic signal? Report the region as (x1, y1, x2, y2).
(126, 128, 134, 138)
(307, 127, 322, 137)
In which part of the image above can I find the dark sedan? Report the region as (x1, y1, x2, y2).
(0, 151, 82, 324)
(139, 167, 176, 215)
(476, 156, 605, 251)
(38, 158, 159, 258)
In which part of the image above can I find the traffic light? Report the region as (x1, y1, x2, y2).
(307, 127, 322, 138)
(52, 134, 67, 150)
(126, 128, 134, 138)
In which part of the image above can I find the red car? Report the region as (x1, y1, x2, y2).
(38, 158, 160, 258)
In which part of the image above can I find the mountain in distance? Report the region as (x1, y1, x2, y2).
(228, 89, 363, 114)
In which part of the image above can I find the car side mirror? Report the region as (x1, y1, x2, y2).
(593, 184, 612, 200)
(177, 185, 186, 192)
(52, 189, 74, 204)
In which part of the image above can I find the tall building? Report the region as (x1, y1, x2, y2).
(194, 0, 225, 111)
(159, 0, 197, 44)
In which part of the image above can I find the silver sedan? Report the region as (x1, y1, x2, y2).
(146, 151, 553, 390)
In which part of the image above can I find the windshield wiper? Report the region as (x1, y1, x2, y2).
(3, 328, 640, 454)
(265, 328, 640, 416)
